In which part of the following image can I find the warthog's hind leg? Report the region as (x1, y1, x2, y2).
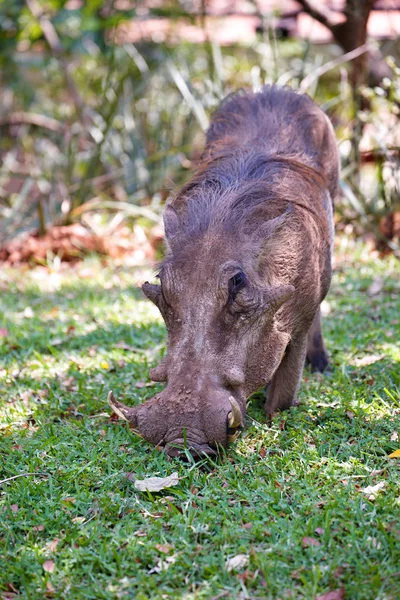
(305, 307, 329, 373)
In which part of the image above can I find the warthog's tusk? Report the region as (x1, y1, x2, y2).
(107, 391, 141, 436)
(227, 396, 242, 429)
(108, 391, 128, 421)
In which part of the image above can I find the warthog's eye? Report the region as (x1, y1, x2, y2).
(228, 271, 247, 301)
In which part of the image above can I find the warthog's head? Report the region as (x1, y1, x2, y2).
(108, 204, 294, 457)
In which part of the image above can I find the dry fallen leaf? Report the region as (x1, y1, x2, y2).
(109, 412, 120, 423)
(389, 449, 400, 458)
(72, 516, 85, 524)
(370, 469, 385, 477)
(148, 554, 177, 574)
(316, 589, 345, 600)
(46, 581, 55, 594)
(334, 565, 350, 578)
(59, 376, 77, 392)
(43, 560, 55, 573)
(225, 554, 249, 572)
(291, 567, 305, 580)
(155, 543, 173, 554)
(237, 570, 255, 583)
(134, 473, 179, 492)
(361, 481, 386, 500)
(47, 539, 59, 552)
(302, 537, 321, 548)
(134, 530, 147, 537)
(32, 524, 45, 532)
(368, 536, 381, 549)
(391, 431, 398, 442)
(351, 354, 384, 367)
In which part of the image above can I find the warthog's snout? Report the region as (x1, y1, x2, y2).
(108, 390, 243, 459)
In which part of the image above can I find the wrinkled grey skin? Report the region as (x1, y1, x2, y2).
(109, 86, 339, 457)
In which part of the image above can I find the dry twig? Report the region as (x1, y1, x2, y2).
(0, 473, 50, 486)
(299, 43, 372, 92)
(0, 112, 65, 133)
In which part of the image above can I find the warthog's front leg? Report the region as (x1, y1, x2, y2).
(265, 335, 307, 415)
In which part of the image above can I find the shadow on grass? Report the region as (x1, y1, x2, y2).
(1, 320, 166, 364)
(0, 279, 167, 365)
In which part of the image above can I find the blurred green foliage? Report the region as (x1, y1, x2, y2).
(0, 1, 399, 254)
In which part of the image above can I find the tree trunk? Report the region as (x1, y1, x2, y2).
(332, 1, 372, 86)
(296, 0, 391, 87)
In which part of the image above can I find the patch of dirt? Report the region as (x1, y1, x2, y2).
(0, 223, 164, 265)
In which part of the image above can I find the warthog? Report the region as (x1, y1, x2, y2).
(109, 85, 339, 457)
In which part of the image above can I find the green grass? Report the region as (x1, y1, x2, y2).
(0, 239, 399, 600)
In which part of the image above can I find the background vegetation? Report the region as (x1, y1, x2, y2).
(0, 0, 399, 255)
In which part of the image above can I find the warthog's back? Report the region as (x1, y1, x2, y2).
(206, 86, 339, 203)
(171, 86, 339, 261)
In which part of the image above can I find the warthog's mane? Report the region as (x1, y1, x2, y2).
(171, 149, 329, 242)
(168, 86, 333, 245)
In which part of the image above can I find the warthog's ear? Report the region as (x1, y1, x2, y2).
(252, 204, 293, 244)
(142, 282, 162, 307)
(263, 284, 295, 314)
(163, 205, 180, 251)
(247, 205, 295, 274)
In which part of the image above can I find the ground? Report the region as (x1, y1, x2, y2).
(0, 238, 399, 600)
